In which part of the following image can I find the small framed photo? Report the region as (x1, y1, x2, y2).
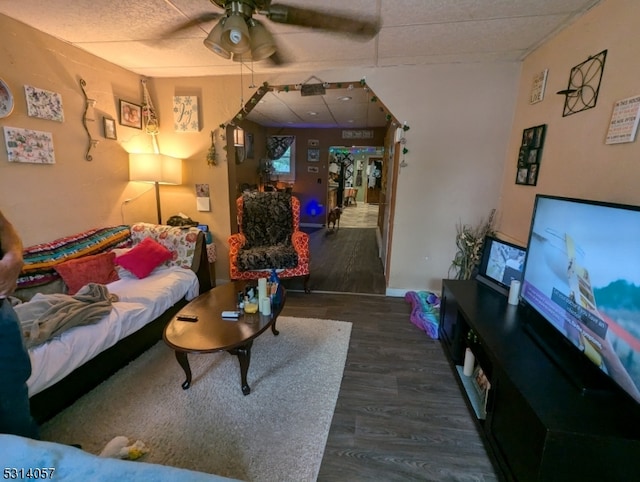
(103, 117, 117, 139)
(529, 69, 548, 104)
(307, 148, 320, 162)
(119, 99, 142, 129)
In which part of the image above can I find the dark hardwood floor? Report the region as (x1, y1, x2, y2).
(280, 203, 497, 480)
(281, 292, 498, 481)
(281, 227, 387, 295)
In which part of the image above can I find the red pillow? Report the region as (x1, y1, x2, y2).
(54, 251, 120, 295)
(114, 237, 173, 279)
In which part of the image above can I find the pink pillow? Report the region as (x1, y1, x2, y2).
(114, 237, 173, 279)
(55, 251, 120, 295)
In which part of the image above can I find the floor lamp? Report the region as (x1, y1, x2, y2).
(129, 153, 182, 225)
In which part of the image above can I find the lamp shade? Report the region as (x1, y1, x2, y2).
(221, 14, 251, 54)
(248, 19, 276, 61)
(129, 153, 182, 185)
(204, 19, 231, 59)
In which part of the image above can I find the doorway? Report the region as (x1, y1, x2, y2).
(228, 81, 400, 294)
(328, 146, 383, 228)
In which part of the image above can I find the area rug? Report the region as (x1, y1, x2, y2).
(41, 316, 352, 482)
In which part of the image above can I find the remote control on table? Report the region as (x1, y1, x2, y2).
(177, 314, 198, 322)
(221, 310, 240, 318)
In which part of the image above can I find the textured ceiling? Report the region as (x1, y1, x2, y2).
(0, 0, 601, 128)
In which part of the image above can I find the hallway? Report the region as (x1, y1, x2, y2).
(338, 202, 378, 228)
(283, 202, 386, 295)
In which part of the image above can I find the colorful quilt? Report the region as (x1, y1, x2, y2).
(18, 226, 131, 288)
(405, 290, 441, 339)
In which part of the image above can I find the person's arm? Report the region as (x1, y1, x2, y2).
(0, 210, 24, 298)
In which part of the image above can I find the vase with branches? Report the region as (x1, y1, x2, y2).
(449, 209, 496, 280)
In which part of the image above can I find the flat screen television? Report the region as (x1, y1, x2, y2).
(476, 235, 526, 294)
(521, 194, 640, 405)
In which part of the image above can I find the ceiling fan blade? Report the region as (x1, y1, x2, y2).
(164, 12, 223, 37)
(265, 4, 380, 39)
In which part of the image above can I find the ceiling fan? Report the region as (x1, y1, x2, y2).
(168, 0, 381, 64)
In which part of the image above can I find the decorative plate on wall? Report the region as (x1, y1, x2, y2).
(0, 78, 14, 118)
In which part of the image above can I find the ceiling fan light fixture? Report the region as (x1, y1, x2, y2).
(204, 20, 231, 59)
(221, 13, 251, 54)
(232, 51, 253, 62)
(248, 19, 276, 61)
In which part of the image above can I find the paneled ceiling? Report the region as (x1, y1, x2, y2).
(0, 0, 601, 128)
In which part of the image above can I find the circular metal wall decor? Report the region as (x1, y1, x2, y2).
(0, 78, 14, 118)
(557, 50, 607, 117)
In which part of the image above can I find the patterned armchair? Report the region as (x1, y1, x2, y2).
(228, 192, 310, 292)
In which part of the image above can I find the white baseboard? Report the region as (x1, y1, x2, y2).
(385, 288, 408, 297)
(385, 287, 443, 298)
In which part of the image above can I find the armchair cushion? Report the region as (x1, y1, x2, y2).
(237, 244, 298, 271)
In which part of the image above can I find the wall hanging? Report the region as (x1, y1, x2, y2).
(103, 117, 117, 140)
(196, 183, 211, 212)
(24, 85, 64, 122)
(515, 124, 546, 186)
(3, 126, 55, 164)
(0, 78, 14, 118)
(529, 69, 548, 104)
(557, 50, 607, 117)
(605, 95, 640, 144)
(173, 96, 199, 132)
(119, 100, 142, 129)
(79, 78, 98, 161)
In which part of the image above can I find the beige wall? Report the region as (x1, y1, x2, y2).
(0, 13, 521, 291)
(0, 16, 241, 284)
(0, 15, 142, 244)
(498, 0, 640, 245)
(11, 3, 629, 294)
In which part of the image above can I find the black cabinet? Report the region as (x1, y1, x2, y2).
(439, 279, 640, 482)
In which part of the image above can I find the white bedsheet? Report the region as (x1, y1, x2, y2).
(27, 267, 199, 396)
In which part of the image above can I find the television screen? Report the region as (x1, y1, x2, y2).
(477, 235, 526, 292)
(521, 195, 640, 404)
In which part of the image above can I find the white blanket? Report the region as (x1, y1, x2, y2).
(0, 435, 237, 482)
(27, 266, 199, 396)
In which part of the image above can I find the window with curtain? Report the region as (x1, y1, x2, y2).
(267, 136, 295, 182)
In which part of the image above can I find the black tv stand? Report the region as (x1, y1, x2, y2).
(439, 279, 640, 482)
(521, 315, 613, 397)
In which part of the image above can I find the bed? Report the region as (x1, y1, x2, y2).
(26, 266, 200, 397)
(16, 223, 214, 423)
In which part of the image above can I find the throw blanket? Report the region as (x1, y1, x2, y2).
(15, 283, 118, 348)
(404, 290, 441, 340)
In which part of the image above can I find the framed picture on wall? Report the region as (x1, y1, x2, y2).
(246, 133, 254, 159)
(515, 124, 546, 186)
(103, 117, 117, 139)
(307, 148, 320, 162)
(119, 99, 142, 129)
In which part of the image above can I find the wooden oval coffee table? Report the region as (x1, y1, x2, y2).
(163, 280, 286, 395)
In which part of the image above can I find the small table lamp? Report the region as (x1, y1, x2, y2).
(129, 153, 182, 224)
